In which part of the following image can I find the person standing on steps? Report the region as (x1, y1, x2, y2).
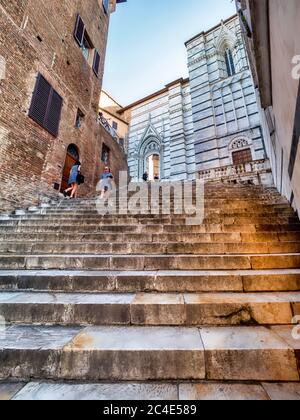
(99, 166, 114, 199)
(143, 172, 149, 182)
(64, 160, 81, 199)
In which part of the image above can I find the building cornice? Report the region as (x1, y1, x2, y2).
(118, 78, 190, 113)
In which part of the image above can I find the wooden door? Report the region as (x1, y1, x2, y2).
(232, 148, 252, 165)
(61, 153, 77, 192)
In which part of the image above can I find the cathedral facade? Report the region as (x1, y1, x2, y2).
(121, 78, 195, 181)
(120, 15, 267, 182)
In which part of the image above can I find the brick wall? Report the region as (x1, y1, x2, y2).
(0, 0, 128, 213)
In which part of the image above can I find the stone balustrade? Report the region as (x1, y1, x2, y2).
(198, 159, 273, 185)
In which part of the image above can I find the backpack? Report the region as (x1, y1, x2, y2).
(77, 174, 85, 185)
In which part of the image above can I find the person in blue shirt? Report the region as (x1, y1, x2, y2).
(99, 166, 114, 198)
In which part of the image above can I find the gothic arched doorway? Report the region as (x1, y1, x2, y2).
(146, 154, 160, 181)
(61, 144, 79, 192)
(138, 136, 163, 181)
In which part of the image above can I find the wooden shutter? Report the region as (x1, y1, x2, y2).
(29, 74, 51, 127)
(45, 90, 63, 137)
(29, 73, 63, 137)
(93, 50, 101, 77)
(74, 14, 85, 46)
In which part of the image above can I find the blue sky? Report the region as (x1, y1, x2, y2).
(103, 0, 236, 106)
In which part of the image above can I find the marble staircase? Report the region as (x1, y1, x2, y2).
(0, 183, 299, 400)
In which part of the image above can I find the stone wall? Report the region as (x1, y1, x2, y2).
(0, 0, 127, 213)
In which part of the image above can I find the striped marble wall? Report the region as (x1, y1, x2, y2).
(186, 15, 266, 173)
(127, 79, 196, 181)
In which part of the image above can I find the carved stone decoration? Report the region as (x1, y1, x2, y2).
(214, 21, 238, 53)
(231, 138, 249, 150)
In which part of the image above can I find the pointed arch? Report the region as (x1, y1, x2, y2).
(137, 123, 164, 180)
(215, 23, 237, 54)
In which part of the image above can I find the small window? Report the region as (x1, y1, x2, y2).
(112, 121, 118, 131)
(101, 144, 110, 164)
(74, 15, 94, 63)
(29, 73, 63, 137)
(82, 32, 93, 61)
(75, 109, 85, 129)
(74, 15, 85, 46)
(232, 148, 252, 165)
(225, 48, 236, 77)
(119, 138, 125, 149)
(93, 50, 101, 77)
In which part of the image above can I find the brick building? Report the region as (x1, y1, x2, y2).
(0, 0, 127, 213)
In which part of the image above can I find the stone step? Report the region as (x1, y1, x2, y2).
(8, 214, 294, 222)
(5, 380, 300, 400)
(35, 202, 290, 213)
(0, 232, 299, 244)
(1, 269, 300, 293)
(1, 217, 298, 227)
(4, 206, 295, 218)
(33, 197, 288, 207)
(1, 216, 298, 227)
(0, 291, 299, 326)
(9, 205, 296, 215)
(0, 242, 300, 255)
(0, 253, 299, 270)
(0, 224, 299, 234)
(0, 325, 298, 381)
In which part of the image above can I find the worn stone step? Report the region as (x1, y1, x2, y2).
(1, 215, 298, 227)
(0, 325, 298, 381)
(34, 206, 293, 216)
(0, 216, 300, 231)
(6, 381, 300, 400)
(0, 232, 299, 244)
(0, 253, 299, 270)
(0, 291, 299, 326)
(0, 224, 299, 234)
(33, 201, 289, 213)
(0, 269, 300, 293)
(0, 242, 300, 255)
(3, 208, 295, 219)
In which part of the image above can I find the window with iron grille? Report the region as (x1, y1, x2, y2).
(28, 73, 63, 137)
(232, 148, 252, 165)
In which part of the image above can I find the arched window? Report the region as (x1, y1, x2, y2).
(67, 144, 79, 160)
(225, 48, 236, 77)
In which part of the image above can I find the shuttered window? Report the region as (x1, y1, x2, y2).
(29, 74, 63, 137)
(93, 50, 101, 77)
